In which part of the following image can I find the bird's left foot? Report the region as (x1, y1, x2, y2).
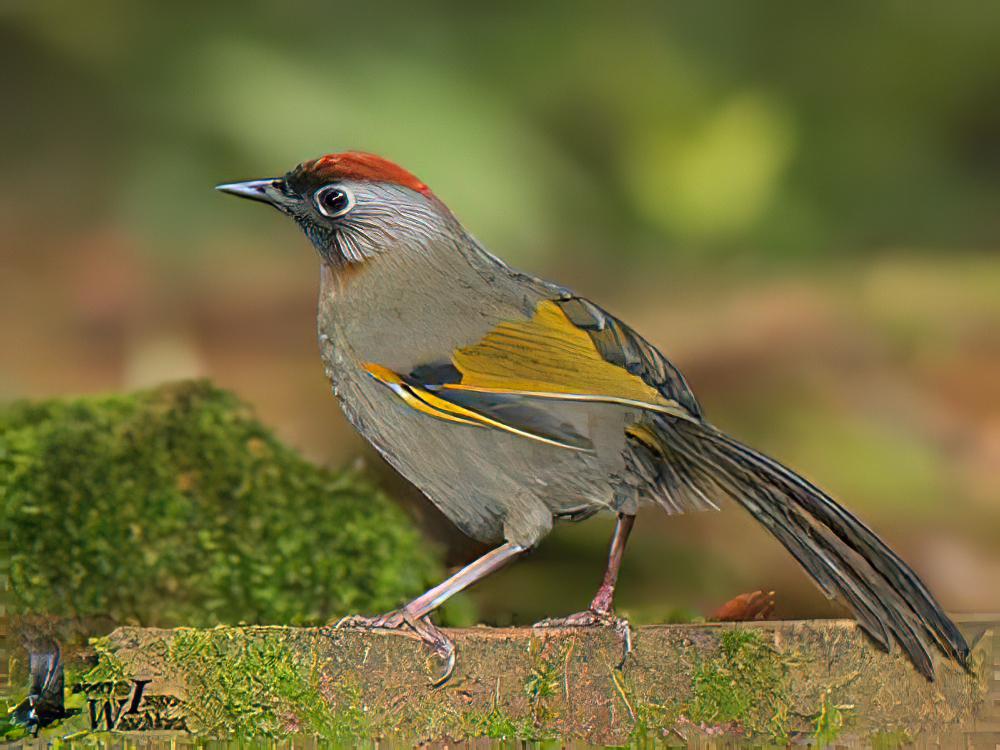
(334, 610, 456, 686)
(533, 609, 632, 666)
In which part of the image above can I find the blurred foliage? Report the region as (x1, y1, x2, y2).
(0, 380, 462, 626)
(2, 1, 999, 265)
(0, 2, 997, 628)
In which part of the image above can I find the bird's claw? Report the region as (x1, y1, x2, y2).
(407, 615, 456, 687)
(534, 609, 617, 628)
(334, 610, 456, 686)
(334, 610, 405, 630)
(533, 609, 633, 668)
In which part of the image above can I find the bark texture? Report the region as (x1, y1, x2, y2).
(72, 617, 997, 746)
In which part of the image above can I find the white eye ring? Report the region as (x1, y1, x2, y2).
(313, 184, 356, 218)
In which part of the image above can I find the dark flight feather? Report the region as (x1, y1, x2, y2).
(556, 297, 704, 419)
(431, 387, 594, 451)
(647, 416, 970, 679)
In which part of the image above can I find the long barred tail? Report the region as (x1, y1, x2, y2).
(651, 417, 970, 679)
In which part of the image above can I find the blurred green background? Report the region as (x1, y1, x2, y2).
(2, 1, 998, 627)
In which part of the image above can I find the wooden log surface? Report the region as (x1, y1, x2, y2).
(62, 616, 997, 746)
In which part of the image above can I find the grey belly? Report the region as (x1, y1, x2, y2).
(325, 356, 625, 547)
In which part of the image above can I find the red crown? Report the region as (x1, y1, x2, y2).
(299, 152, 431, 195)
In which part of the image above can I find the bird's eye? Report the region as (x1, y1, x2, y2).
(314, 185, 355, 218)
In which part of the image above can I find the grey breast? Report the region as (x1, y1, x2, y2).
(314, 245, 629, 547)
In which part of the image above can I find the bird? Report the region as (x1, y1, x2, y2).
(217, 151, 970, 684)
(8, 642, 65, 734)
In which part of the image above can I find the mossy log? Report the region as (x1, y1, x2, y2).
(68, 617, 995, 746)
(1, 380, 450, 627)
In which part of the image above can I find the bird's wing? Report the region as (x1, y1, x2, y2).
(364, 290, 972, 678)
(443, 296, 700, 417)
(360, 361, 595, 451)
(360, 295, 702, 451)
(528, 295, 703, 418)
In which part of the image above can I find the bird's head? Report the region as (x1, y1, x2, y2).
(217, 152, 458, 266)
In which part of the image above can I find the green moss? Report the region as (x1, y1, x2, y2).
(1, 380, 452, 626)
(628, 699, 683, 745)
(2, 666, 98, 741)
(812, 688, 848, 747)
(618, 630, 794, 745)
(612, 661, 686, 746)
(686, 628, 790, 741)
(74, 630, 386, 740)
(522, 636, 565, 735)
(524, 638, 561, 703)
(452, 637, 567, 743)
(463, 706, 538, 742)
(81, 636, 128, 684)
(158, 629, 328, 737)
(870, 729, 913, 749)
(0, 713, 28, 742)
(76, 627, 567, 742)
(321, 673, 376, 744)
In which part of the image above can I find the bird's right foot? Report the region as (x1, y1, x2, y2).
(534, 609, 621, 628)
(334, 610, 456, 686)
(335, 610, 406, 630)
(533, 609, 633, 667)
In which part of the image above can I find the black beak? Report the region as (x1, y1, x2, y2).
(215, 178, 286, 207)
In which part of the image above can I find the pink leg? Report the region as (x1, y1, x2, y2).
(589, 512, 635, 614)
(336, 542, 526, 685)
(406, 542, 526, 618)
(534, 513, 636, 663)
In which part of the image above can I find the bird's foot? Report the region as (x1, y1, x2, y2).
(534, 609, 619, 628)
(533, 609, 632, 667)
(334, 610, 456, 686)
(335, 610, 406, 630)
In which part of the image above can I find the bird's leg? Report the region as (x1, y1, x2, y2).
(534, 513, 635, 662)
(537, 512, 635, 625)
(590, 511, 635, 615)
(336, 541, 526, 684)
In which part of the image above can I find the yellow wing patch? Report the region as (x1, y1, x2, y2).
(447, 300, 689, 417)
(362, 362, 591, 451)
(362, 363, 480, 427)
(363, 299, 693, 451)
